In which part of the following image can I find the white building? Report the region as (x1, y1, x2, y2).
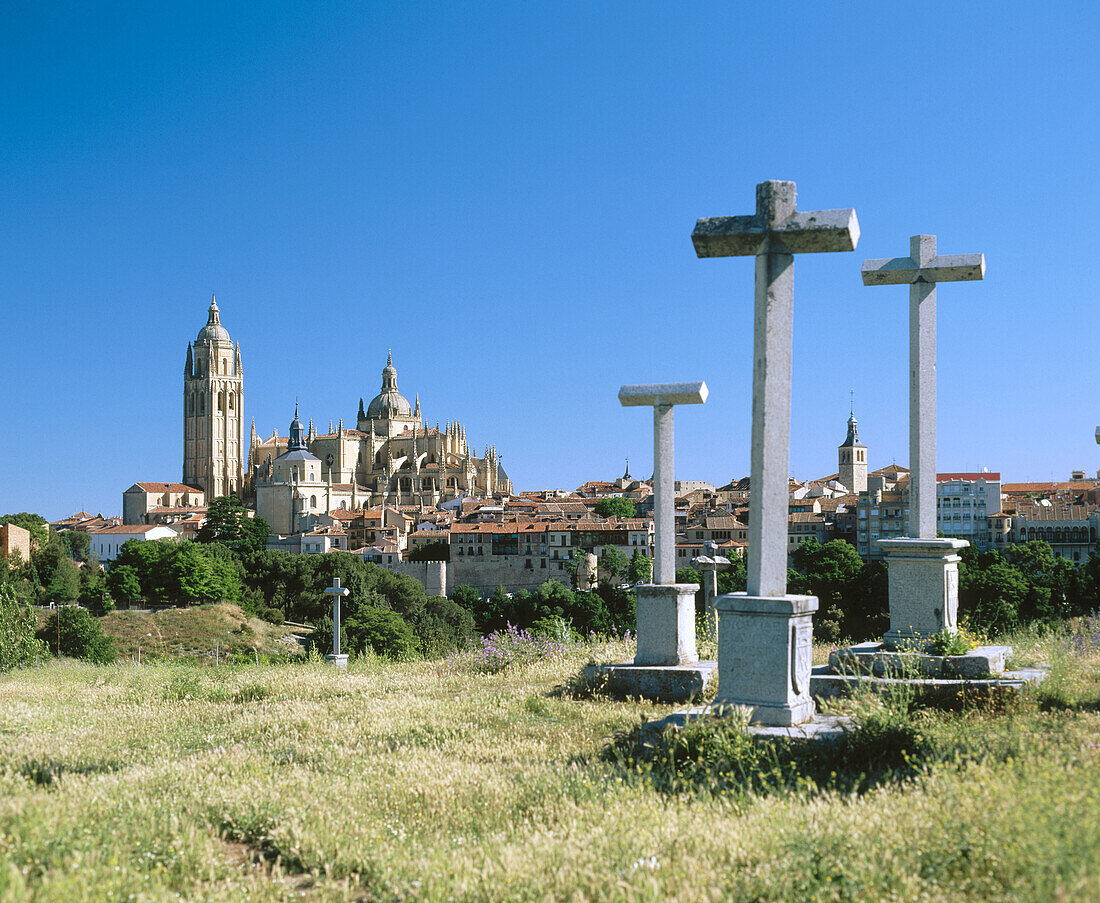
(86, 525, 178, 564)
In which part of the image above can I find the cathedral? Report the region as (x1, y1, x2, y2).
(181, 300, 511, 533)
(182, 297, 244, 498)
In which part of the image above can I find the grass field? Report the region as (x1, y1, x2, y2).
(1, 624, 1099, 901)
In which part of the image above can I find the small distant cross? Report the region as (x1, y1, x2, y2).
(862, 235, 985, 539)
(324, 577, 350, 656)
(693, 181, 859, 597)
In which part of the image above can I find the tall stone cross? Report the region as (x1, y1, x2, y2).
(862, 235, 985, 538)
(693, 181, 859, 596)
(324, 577, 350, 656)
(619, 383, 708, 584)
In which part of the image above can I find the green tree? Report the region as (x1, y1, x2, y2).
(60, 529, 92, 563)
(0, 584, 46, 671)
(78, 563, 114, 615)
(44, 557, 80, 608)
(345, 607, 419, 659)
(196, 496, 270, 555)
(563, 549, 594, 590)
(405, 541, 449, 562)
(41, 607, 116, 664)
(961, 558, 1028, 635)
(599, 546, 629, 585)
(627, 548, 653, 584)
(450, 584, 481, 609)
(594, 497, 636, 519)
(106, 564, 142, 608)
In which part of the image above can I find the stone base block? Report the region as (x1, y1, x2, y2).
(634, 583, 700, 666)
(642, 706, 853, 744)
(878, 537, 968, 645)
(583, 661, 717, 703)
(811, 664, 1047, 701)
(715, 592, 818, 726)
(325, 654, 349, 670)
(830, 642, 1013, 679)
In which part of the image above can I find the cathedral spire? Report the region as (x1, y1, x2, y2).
(185, 342, 193, 377)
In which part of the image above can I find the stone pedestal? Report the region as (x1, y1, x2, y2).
(715, 592, 817, 726)
(635, 583, 699, 665)
(325, 654, 349, 670)
(877, 537, 968, 649)
(586, 582, 715, 702)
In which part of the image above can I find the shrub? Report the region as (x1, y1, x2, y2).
(40, 606, 117, 664)
(346, 607, 419, 660)
(0, 584, 46, 671)
(447, 623, 568, 674)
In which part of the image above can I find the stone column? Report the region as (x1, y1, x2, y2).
(862, 235, 985, 648)
(618, 383, 707, 667)
(693, 180, 859, 724)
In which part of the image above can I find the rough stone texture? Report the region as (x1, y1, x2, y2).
(693, 181, 858, 598)
(585, 661, 717, 703)
(878, 537, 967, 647)
(634, 583, 701, 665)
(715, 592, 818, 726)
(617, 383, 709, 408)
(861, 235, 985, 539)
(946, 645, 1011, 679)
(324, 653, 349, 670)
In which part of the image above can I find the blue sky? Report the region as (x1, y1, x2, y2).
(3, 2, 1098, 520)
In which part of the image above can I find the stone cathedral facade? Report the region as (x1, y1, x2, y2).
(182, 297, 244, 498)
(180, 299, 511, 523)
(248, 354, 513, 530)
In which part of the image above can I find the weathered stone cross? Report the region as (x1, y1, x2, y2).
(619, 382, 708, 584)
(324, 577, 350, 657)
(862, 235, 985, 538)
(693, 181, 859, 596)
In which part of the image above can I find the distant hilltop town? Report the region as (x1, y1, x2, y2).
(34, 298, 1100, 597)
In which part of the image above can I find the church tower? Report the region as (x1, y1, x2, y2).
(183, 296, 244, 497)
(837, 409, 867, 494)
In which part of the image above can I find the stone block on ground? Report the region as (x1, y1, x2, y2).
(583, 661, 717, 703)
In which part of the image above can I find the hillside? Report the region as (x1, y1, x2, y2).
(38, 603, 304, 662)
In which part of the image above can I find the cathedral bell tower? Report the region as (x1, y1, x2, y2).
(183, 296, 244, 497)
(838, 409, 867, 494)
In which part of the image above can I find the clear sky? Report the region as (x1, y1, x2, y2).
(3, 2, 1098, 520)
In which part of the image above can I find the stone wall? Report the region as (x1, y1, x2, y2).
(0, 523, 31, 563)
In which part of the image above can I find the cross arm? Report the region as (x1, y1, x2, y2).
(693, 209, 859, 257)
(619, 382, 708, 407)
(862, 253, 986, 285)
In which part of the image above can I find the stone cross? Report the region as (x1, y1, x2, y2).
(692, 540, 731, 640)
(693, 181, 859, 596)
(324, 577, 350, 656)
(619, 382, 708, 584)
(862, 235, 985, 538)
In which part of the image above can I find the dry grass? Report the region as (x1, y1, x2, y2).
(1, 632, 1099, 901)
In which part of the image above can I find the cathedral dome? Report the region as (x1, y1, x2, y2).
(365, 352, 413, 420)
(196, 296, 231, 344)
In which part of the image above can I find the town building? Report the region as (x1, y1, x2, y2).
(85, 525, 178, 564)
(123, 483, 206, 526)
